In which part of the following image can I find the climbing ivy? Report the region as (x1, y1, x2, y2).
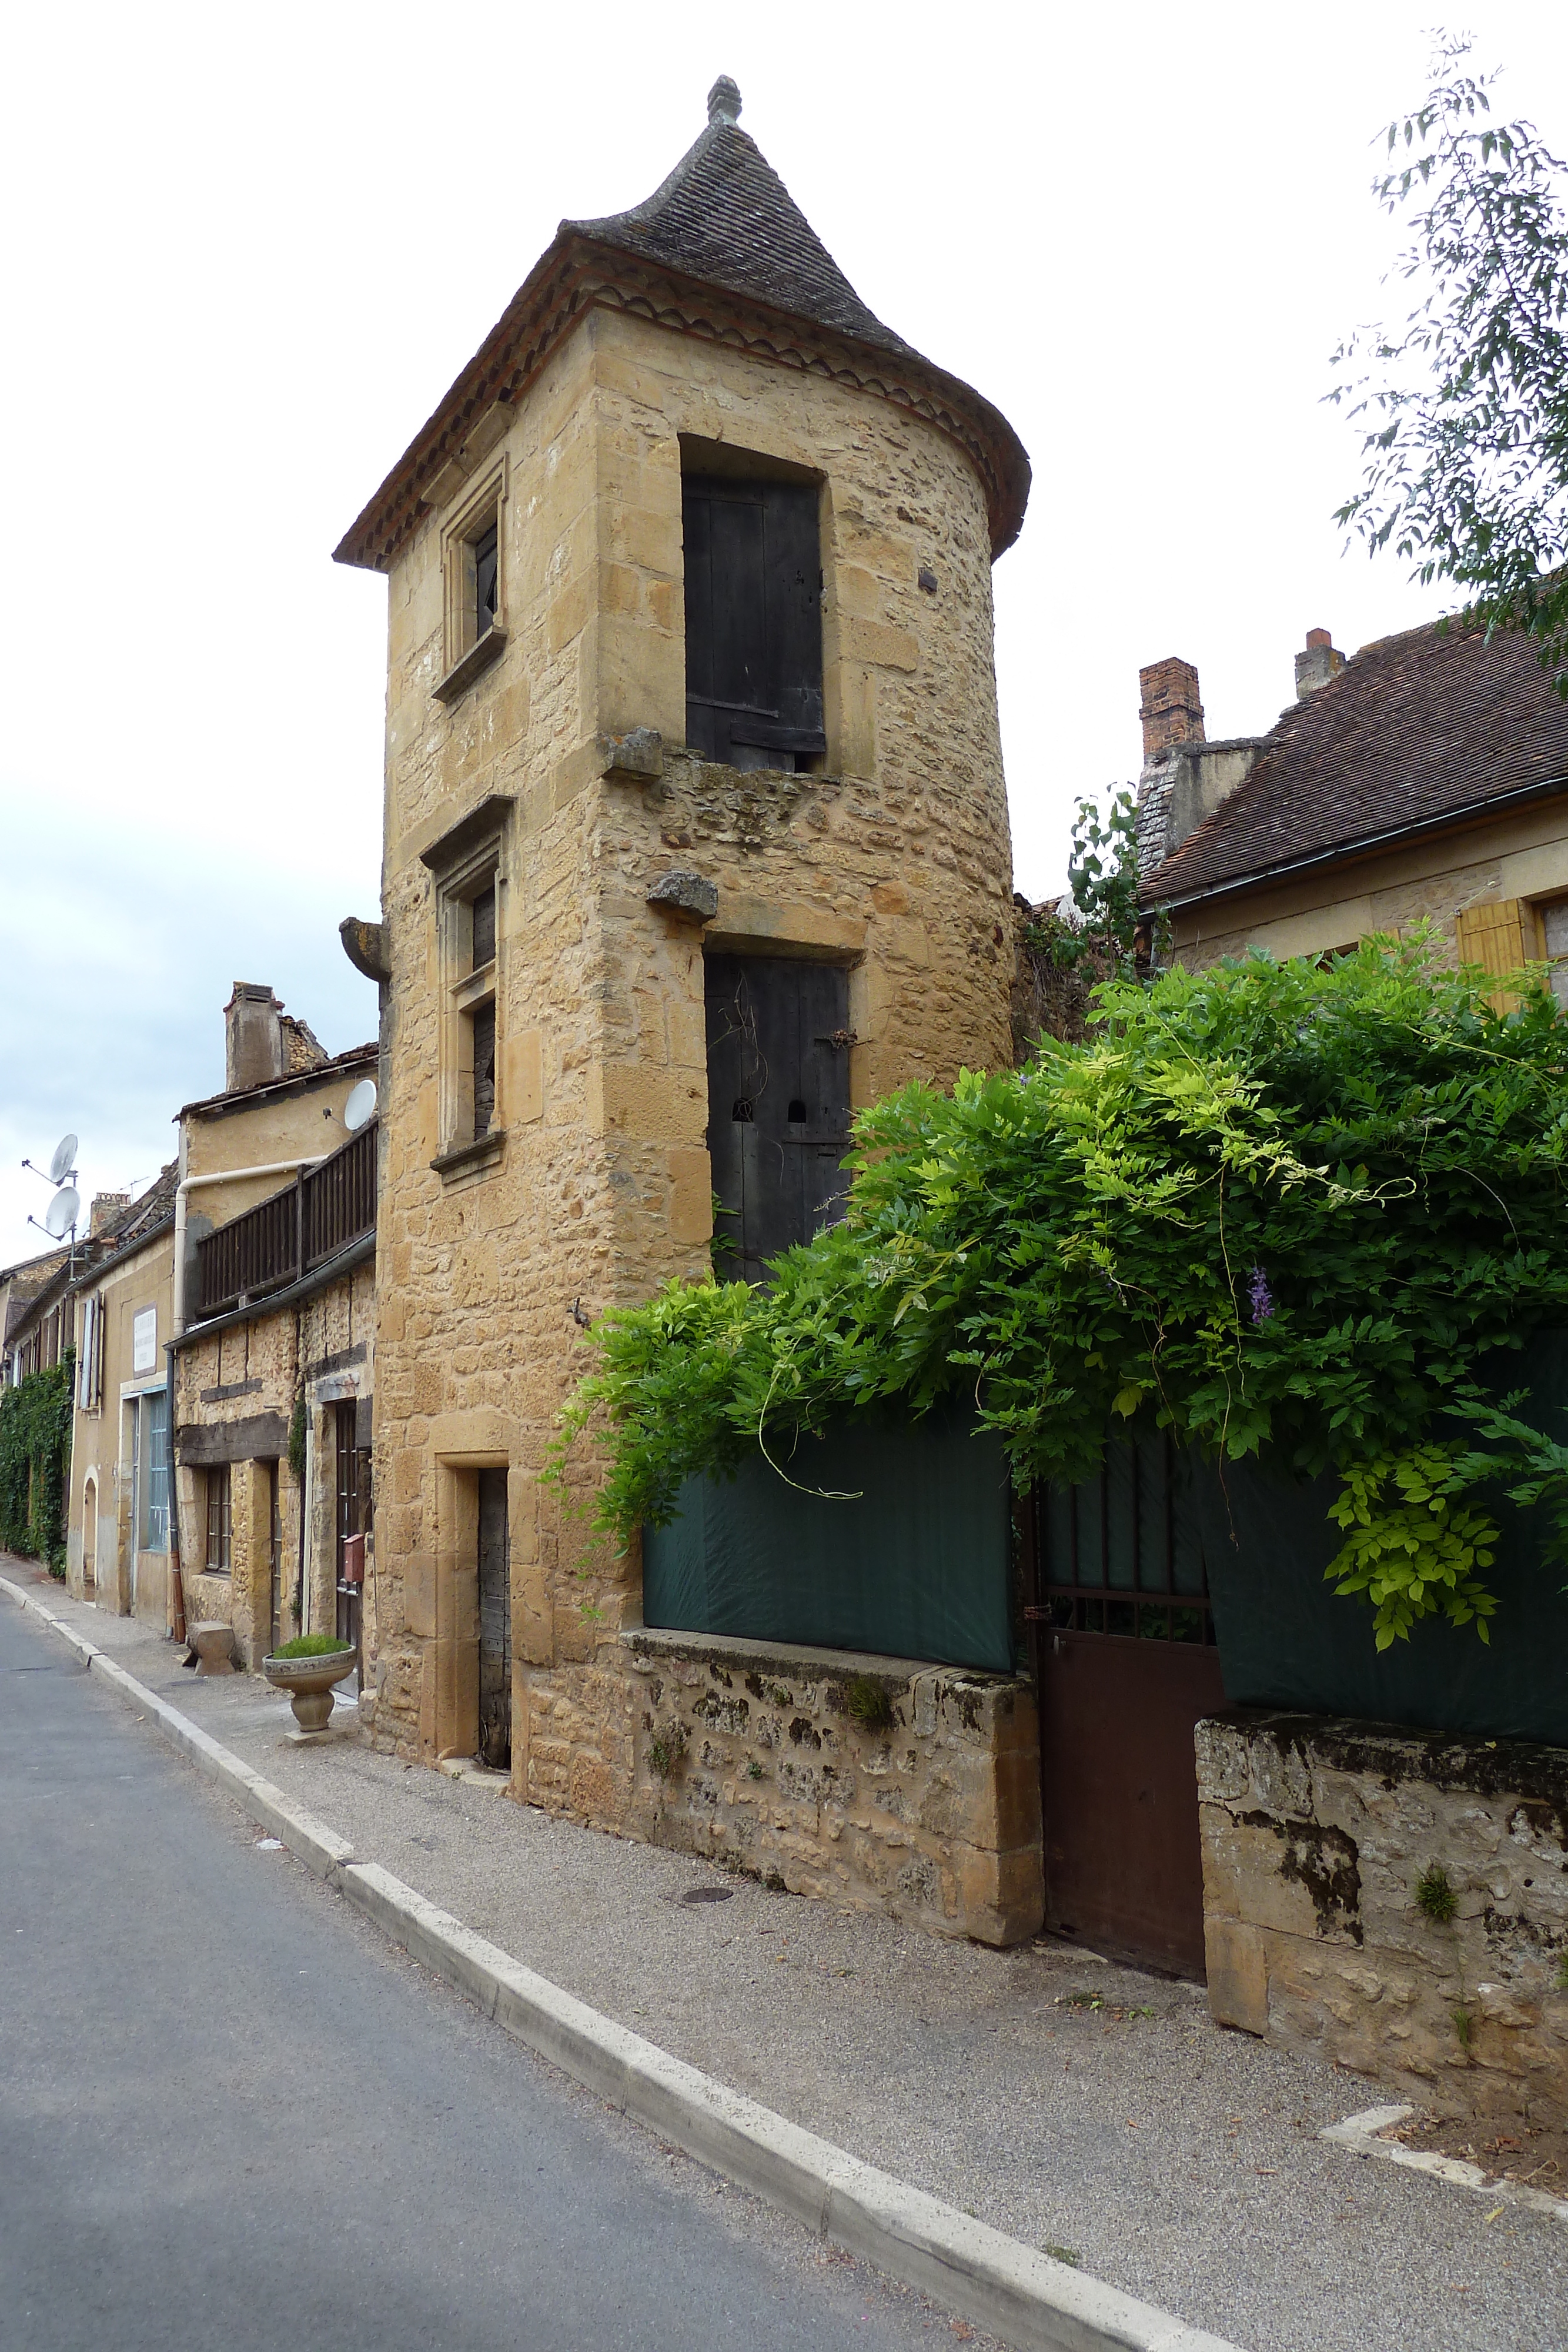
(553, 936, 1568, 1648)
(0, 1359, 75, 1575)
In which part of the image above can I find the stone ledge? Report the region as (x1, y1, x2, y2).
(1199, 1708, 1568, 1812)
(430, 1130, 506, 1181)
(431, 625, 507, 706)
(622, 1623, 1022, 1692)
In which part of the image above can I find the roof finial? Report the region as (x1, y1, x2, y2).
(707, 75, 741, 128)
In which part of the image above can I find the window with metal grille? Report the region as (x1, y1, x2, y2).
(1034, 1429, 1215, 1645)
(683, 470, 824, 773)
(204, 1462, 231, 1574)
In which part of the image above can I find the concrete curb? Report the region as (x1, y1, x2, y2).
(1, 1573, 1241, 2352)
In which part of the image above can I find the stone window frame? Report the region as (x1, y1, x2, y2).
(204, 1462, 233, 1575)
(424, 800, 511, 1182)
(433, 457, 509, 706)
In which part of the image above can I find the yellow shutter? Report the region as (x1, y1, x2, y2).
(1455, 898, 1529, 1010)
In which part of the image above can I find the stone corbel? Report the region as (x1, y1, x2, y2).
(646, 870, 718, 923)
(339, 916, 390, 984)
(599, 727, 664, 783)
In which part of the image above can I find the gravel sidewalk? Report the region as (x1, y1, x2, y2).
(14, 1565, 1566, 2352)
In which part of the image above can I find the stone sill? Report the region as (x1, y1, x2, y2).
(430, 1129, 506, 1181)
(621, 1623, 1026, 1690)
(432, 626, 507, 706)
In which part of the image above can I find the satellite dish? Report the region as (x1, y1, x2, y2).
(343, 1079, 378, 1132)
(48, 1134, 78, 1184)
(44, 1187, 80, 1240)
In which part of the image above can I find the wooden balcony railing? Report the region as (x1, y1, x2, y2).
(195, 1119, 377, 1320)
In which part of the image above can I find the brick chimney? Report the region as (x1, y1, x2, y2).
(1295, 627, 1345, 698)
(224, 983, 286, 1092)
(1139, 657, 1205, 763)
(89, 1193, 128, 1238)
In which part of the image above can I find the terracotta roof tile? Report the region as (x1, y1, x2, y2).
(1143, 619, 1568, 906)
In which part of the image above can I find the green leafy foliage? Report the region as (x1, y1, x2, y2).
(286, 1392, 307, 1479)
(1066, 787, 1143, 954)
(1416, 1863, 1459, 1923)
(270, 1632, 353, 1660)
(553, 937, 1568, 1645)
(844, 1675, 895, 1729)
(1330, 36, 1568, 696)
(0, 1359, 74, 1573)
(1326, 1446, 1500, 1648)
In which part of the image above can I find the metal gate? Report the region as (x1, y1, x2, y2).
(1024, 1432, 1226, 1978)
(477, 1469, 511, 1770)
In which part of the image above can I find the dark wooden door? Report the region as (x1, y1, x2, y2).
(333, 1402, 362, 1662)
(706, 954, 852, 1282)
(267, 1460, 282, 1656)
(477, 1469, 511, 1770)
(683, 475, 824, 770)
(1026, 1434, 1227, 1979)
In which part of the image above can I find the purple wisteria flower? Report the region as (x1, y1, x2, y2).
(1248, 1266, 1275, 1325)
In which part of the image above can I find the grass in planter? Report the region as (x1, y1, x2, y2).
(271, 1633, 354, 1659)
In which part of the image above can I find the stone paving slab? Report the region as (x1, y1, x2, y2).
(11, 1565, 1567, 2352)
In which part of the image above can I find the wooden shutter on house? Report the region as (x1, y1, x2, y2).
(683, 476, 824, 769)
(1455, 898, 1534, 1010)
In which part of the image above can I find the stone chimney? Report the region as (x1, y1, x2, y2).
(1139, 657, 1205, 763)
(89, 1193, 128, 1238)
(224, 983, 286, 1093)
(1295, 627, 1344, 698)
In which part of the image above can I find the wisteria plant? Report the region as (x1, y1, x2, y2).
(553, 937, 1568, 1648)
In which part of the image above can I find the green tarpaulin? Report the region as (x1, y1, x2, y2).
(641, 1405, 1014, 1672)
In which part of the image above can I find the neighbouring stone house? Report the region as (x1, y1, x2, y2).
(169, 985, 377, 1666)
(61, 1172, 179, 1620)
(4, 1181, 178, 1611)
(1136, 616, 1568, 981)
(332, 78, 1043, 1943)
(1124, 624, 1568, 2133)
(1, 1243, 72, 1382)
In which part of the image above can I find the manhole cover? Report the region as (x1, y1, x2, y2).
(680, 1886, 734, 1906)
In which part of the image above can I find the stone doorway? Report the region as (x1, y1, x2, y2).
(477, 1468, 511, 1770)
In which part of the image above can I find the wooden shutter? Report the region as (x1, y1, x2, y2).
(1455, 898, 1532, 1010)
(681, 475, 824, 767)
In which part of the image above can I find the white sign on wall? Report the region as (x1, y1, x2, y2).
(132, 1307, 157, 1375)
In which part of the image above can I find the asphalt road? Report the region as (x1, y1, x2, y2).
(0, 1601, 987, 2352)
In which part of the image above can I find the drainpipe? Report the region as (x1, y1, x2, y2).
(173, 1158, 328, 1336)
(164, 1339, 186, 1645)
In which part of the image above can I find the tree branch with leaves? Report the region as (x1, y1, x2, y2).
(1330, 34, 1568, 694)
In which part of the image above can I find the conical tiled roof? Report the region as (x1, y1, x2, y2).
(335, 80, 1029, 571)
(566, 84, 910, 358)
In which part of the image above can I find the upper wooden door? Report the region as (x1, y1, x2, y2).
(705, 954, 852, 1284)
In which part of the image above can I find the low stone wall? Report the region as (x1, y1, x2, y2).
(621, 1629, 1044, 1947)
(1198, 1711, 1568, 2130)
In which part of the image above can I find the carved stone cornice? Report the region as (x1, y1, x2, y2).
(333, 233, 1029, 576)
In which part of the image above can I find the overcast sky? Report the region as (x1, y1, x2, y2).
(4, 1, 1566, 1268)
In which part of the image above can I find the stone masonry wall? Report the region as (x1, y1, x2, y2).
(605, 1629, 1042, 1946)
(1199, 1712, 1568, 2132)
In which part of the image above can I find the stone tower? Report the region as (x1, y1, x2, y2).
(335, 79, 1031, 1815)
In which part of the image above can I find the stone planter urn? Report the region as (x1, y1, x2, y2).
(262, 1648, 356, 1738)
